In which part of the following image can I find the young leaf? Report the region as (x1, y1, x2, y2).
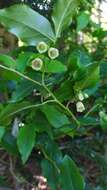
(60, 155, 85, 190)
(1, 132, 18, 155)
(17, 125, 36, 163)
(41, 105, 70, 128)
(0, 4, 55, 44)
(52, 0, 78, 39)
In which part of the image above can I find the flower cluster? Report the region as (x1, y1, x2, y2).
(31, 41, 59, 71)
(78, 91, 89, 101)
(76, 91, 89, 113)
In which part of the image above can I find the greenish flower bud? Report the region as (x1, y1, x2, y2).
(84, 93, 89, 99)
(76, 101, 85, 113)
(78, 91, 84, 101)
(48, 47, 59, 59)
(31, 58, 43, 71)
(99, 111, 105, 118)
(37, 41, 48, 53)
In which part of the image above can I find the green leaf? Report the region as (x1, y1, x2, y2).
(17, 125, 36, 163)
(16, 52, 32, 72)
(0, 102, 31, 123)
(55, 80, 74, 102)
(39, 136, 63, 163)
(41, 105, 70, 128)
(79, 116, 99, 126)
(100, 112, 107, 132)
(74, 62, 100, 90)
(68, 49, 92, 68)
(11, 72, 46, 102)
(77, 12, 90, 32)
(33, 111, 53, 139)
(52, 0, 78, 39)
(100, 60, 107, 79)
(0, 54, 16, 68)
(41, 159, 59, 190)
(54, 125, 76, 138)
(0, 126, 5, 141)
(0, 67, 20, 81)
(0, 4, 55, 44)
(60, 155, 85, 190)
(1, 132, 18, 155)
(43, 59, 67, 73)
(11, 79, 38, 102)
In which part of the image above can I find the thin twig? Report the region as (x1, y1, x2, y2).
(84, 104, 99, 118)
(0, 64, 42, 86)
(0, 64, 80, 126)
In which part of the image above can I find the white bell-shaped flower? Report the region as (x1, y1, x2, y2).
(76, 101, 85, 113)
(37, 41, 48, 53)
(78, 91, 84, 101)
(31, 58, 43, 71)
(48, 47, 59, 59)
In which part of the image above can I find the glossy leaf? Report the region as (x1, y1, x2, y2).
(41, 105, 70, 128)
(11, 79, 38, 102)
(0, 54, 16, 68)
(42, 159, 59, 190)
(33, 111, 53, 139)
(55, 80, 74, 102)
(59, 155, 85, 190)
(52, 0, 78, 39)
(0, 102, 31, 123)
(16, 52, 32, 72)
(39, 136, 63, 163)
(17, 124, 36, 163)
(0, 4, 55, 44)
(43, 59, 67, 73)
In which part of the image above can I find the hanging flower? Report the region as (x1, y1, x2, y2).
(48, 47, 59, 59)
(76, 101, 85, 113)
(78, 91, 84, 101)
(36, 41, 48, 53)
(84, 93, 89, 99)
(31, 58, 43, 71)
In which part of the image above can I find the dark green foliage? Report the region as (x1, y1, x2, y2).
(0, 0, 107, 189)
